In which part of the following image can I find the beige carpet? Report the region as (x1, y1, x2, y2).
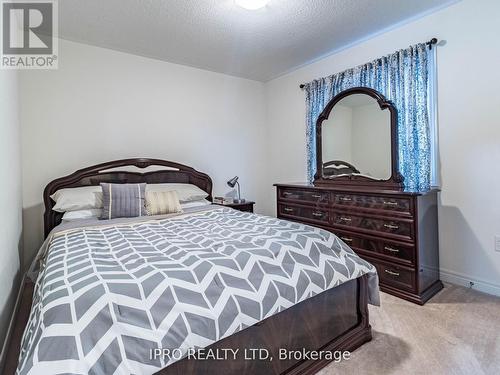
(319, 283, 500, 375)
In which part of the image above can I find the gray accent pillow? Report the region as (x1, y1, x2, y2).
(100, 183, 146, 220)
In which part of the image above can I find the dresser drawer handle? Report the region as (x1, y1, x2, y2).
(339, 217, 352, 222)
(384, 246, 400, 253)
(283, 192, 293, 196)
(312, 212, 324, 217)
(283, 207, 294, 212)
(383, 223, 399, 229)
(339, 197, 352, 202)
(340, 237, 353, 243)
(383, 201, 398, 206)
(311, 194, 322, 198)
(384, 269, 400, 277)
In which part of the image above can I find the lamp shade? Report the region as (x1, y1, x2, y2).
(227, 176, 239, 188)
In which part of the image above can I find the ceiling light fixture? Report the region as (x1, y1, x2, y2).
(235, 0, 270, 10)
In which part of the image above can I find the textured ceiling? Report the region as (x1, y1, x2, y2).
(57, 0, 456, 81)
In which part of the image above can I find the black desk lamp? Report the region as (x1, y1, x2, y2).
(227, 176, 245, 203)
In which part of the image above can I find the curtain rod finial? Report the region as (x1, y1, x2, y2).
(427, 38, 438, 49)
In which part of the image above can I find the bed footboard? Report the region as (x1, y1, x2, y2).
(160, 275, 371, 375)
(4, 275, 371, 375)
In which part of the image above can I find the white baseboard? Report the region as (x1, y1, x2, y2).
(0, 274, 25, 372)
(440, 268, 500, 297)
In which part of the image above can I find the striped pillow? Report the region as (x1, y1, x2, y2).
(146, 190, 183, 216)
(100, 183, 146, 220)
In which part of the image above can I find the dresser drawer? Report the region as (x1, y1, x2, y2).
(278, 204, 329, 224)
(279, 188, 330, 204)
(364, 256, 416, 292)
(332, 212, 414, 241)
(335, 231, 415, 265)
(333, 193, 411, 215)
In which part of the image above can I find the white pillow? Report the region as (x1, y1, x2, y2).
(180, 199, 212, 209)
(51, 186, 103, 212)
(62, 209, 102, 222)
(51, 183, 209, 212)
(146, 183, 209, 203)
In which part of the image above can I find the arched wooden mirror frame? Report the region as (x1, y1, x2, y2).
(314, 87, 404, 190)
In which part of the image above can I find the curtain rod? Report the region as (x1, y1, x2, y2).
(299, 37, 439, 89)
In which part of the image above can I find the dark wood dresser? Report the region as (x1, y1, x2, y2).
(275, 183, 443, 304)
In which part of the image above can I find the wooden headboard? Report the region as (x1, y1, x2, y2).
(43, 158, 213, 237)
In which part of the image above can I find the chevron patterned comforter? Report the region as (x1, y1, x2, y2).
(17, 206, 378, 375)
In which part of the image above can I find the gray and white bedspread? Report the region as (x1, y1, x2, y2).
(17, 207, 378, 375)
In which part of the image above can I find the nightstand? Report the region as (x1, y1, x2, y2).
(215, 201, 255, 213)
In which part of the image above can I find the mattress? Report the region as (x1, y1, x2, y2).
(17, 206, 379, 375)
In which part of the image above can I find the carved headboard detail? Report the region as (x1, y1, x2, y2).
(43, 158, 213, 237)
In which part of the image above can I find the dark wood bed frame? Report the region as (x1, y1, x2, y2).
(4, 158, 372, 375)
(43, 158, 214, 237)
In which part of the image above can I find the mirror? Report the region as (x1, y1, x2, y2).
(321, 93, 391, 180)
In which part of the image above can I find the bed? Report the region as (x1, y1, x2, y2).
(10, 158, 379, 375)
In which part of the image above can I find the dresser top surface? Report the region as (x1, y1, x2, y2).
(274, 182, 439, 196)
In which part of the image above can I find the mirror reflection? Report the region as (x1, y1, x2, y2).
(321, 93, 391, 180)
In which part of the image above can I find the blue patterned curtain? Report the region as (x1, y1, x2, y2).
(304, 43, 432, 192)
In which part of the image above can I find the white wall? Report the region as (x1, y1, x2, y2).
(322, 105, 352, 162)
(265, 0, 500, 293)
(351, 103, 392, 179)
(0, 70, 22, 349)
(20, 39, 267, 268)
